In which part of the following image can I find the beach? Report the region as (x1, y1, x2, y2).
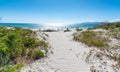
(0, 25, 118, 72)
(21, 31, 90, 72)
(21, 28, 119, 72)
(1, 0, 120, 71)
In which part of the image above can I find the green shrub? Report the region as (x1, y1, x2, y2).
(0, 43, 10, 67)
(73, 31, 108, 48)
(38, 40, 48, 48)
(1, 64, 23, 72)
(23, 37, 35, 48)
(33, 50, 44, 59)
(115, 22, 120, 27)
(0, 26, 48, 71)
(94, 22, 120, 30)
(91, 41, 105, 47)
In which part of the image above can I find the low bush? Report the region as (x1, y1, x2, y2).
(94, 22, 120, 30)
(0, 27, 48, 72)
(38, 40, 48, 48)
(33, 50, 44, 59)
(1, 64, 23, 72)
(73, 31, 108, 48)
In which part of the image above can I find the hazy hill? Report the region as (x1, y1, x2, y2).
(67, 22, 106, 29)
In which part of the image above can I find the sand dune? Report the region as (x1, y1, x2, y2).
(21, 31, 90, 72)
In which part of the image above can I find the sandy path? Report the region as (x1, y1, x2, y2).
(21, 31, 90, 72)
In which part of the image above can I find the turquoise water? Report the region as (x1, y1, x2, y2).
(0, 23, 43, 30)
(0, 22, 104, 30)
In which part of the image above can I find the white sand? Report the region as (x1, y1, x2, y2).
(21, 31, 90, 72)
(21, 31, 119, 72)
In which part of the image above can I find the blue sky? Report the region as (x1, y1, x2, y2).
(0, 0, 120, 24)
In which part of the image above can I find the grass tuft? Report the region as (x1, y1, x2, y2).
(73, 31, 108, 48)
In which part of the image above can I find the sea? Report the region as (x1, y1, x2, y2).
(0, 22, 104, 30)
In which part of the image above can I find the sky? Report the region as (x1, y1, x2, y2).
(0, 0, 120, 24)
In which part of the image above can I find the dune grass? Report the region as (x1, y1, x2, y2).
(1, 64, 23, 72)
(73, 31, 109, 49)
(94, 22, 120, 30)
(74, 22, 120, 70)
(74, 22, 120, 49)
(0, 27, 48, 72)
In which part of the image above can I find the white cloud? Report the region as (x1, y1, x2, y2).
(110, 19, 120, 22)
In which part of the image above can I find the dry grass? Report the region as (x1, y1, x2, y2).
(74, 22, 120, 71)
(94, 22, 120, 30)
(73, 31, 109, 49)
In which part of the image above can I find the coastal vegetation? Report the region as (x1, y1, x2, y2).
(94, 22, 120, 30)
(73, 22, 120, 71)
(73, 31, 109, 49)
(0, 27, 48, 72)
(74, 22, 120, 49)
